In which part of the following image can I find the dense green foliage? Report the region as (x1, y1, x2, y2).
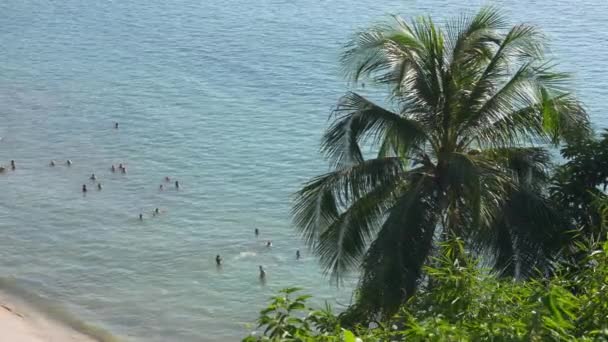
(551, 130, 608, 239)
(244, 240, 608, 341)
(292, 6, 590, 319)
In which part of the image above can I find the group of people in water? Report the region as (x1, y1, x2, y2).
(215, 228, 302, 280)
(48, 159, 72, 167)
(5, 122, 299, 282)
(80, 162, 180, 220)
(79, 163, 130, 193)
(159, 176, 179, 191)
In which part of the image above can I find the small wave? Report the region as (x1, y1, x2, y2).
(234, 251, 257, 260)
(0, 276, 121, 342)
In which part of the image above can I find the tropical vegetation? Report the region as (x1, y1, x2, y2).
(244, 238, 608, 341)
(244, 6, 608, 341)
(292, 6, 589, 319)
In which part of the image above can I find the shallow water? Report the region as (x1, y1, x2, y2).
(1, 0, 607, 340)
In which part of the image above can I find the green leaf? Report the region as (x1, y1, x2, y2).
(343, 329, 356, 342)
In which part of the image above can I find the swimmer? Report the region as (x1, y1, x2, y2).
(115, 122, 119, 129)
(159, 184, 164, 191)
(118, 163, 123, 169)
(82, 184, 87, 192)
(175, 180, 179, 189)
(296, 250, 301, 260)
(254, 228, 259, 236)
(266, 240, 272, 248)
(97, 183, 102, 190)
(49, 160, 56, 167)
(216, 255, 222, 266)
(111, 165, 116, 172)
(121, 167, 127, 174)
(259, 265, 266, 279)
(154, 208, 160, 215)
(90, 173, 96, 180)
(139, 213, 143, 221)
(164, 176, 170, 182)
(67, 160, 72, 166)
(10, 160, 15, 170)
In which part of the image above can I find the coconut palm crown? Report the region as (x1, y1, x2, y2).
(293, 7, 590, 318)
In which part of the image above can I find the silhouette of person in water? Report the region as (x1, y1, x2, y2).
(10, 160, 15, 170)
(254, 228, 259, 237)
(49, 160, 56, 167)
(216, 255, 222, 266)
(115, 122, 119, 129)
(259, 265, 266, 280)
(175, 180, 179, 189)
(82, 184, 87, 193)
(97, 183, 102, 190)
(266, 240, 272, 248)
(90, 173, 96, 180)
(111, 165, 116, 172)
(67, 160, 73, 166)
(296, 250, 301, 260)
(165, 176, 170, 182)
(139, 213, 143, 221)
(159, 184, 164, 191)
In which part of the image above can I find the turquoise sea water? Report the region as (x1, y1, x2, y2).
(1, 0, 607, 340)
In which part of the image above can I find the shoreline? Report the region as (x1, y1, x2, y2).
(0, 291, 97, 342)
(0, 279, 120, 342)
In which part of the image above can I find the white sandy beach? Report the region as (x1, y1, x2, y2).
(0, 294, 95, 342)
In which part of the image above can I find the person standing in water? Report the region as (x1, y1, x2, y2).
(49, 160, 56, 167)
(259, 265, 266, 280)
(67, 160, 72, 166)
(216, 255, 222, 266)
(154, 208, 160, 216)
(164, 176, 170, 182)
(254, 228, 259, 237)
(82, 184, 87, 193)
(266, 240, 272, 248)
(139, 213, 143, 221)
(175, 180, 179, 189)
(10, 160, 15, 170)
(97, 183, 102, 190)
(121, 167, 127, 174)
(115, 122, 119, 129)
(159, 184, 164, 191)
(296, 250, 301, 260)
(90, 173, 96, 180)
(111, 165, 116, 172)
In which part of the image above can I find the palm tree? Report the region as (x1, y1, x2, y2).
(293, 7, 590, 319)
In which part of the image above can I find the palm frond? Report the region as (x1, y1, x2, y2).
(323, 92, 427, 167)
(315, 180, 401, 283)
(463, 23, 545, 119)
(483, 147, 551, 187)
(440, 152, 511, 236)
(487, 187, 567, 278)
(355, 175, 438, 317)
(538, 90, 590, 144)
(445, 6, 507, 62)
(292, 157, 407, 247)
(341, 20, 422, 85)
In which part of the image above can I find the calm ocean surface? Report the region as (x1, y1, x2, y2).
(1, 0, 607, 340)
